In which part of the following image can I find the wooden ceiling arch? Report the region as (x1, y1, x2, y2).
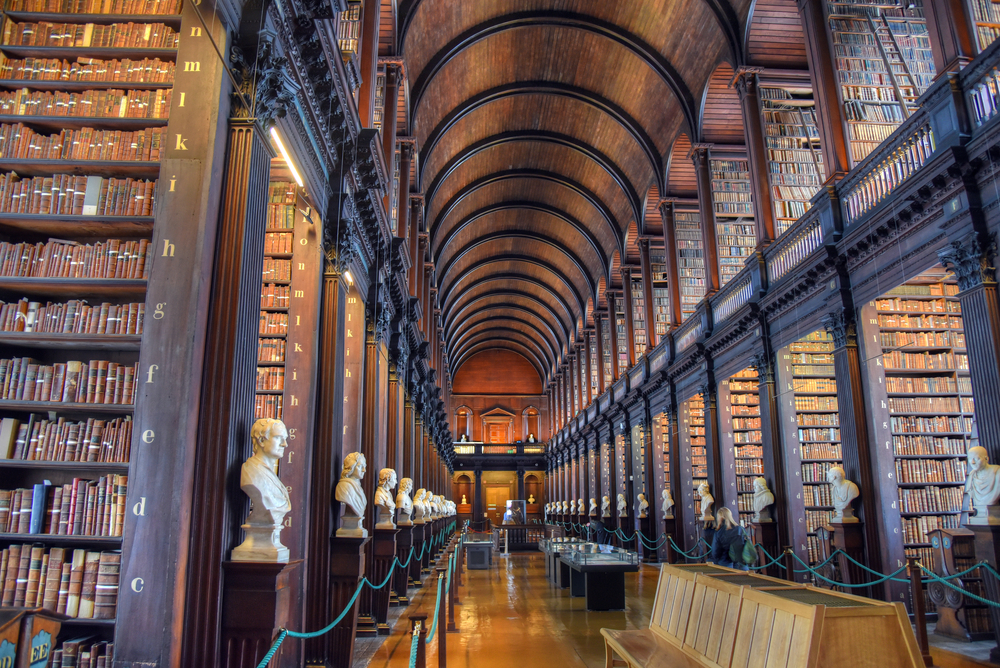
(432, 201, 608, 277)
(450, 308, 562, 362)
(420, 82, 664, 190)
(452, 339, 549, 383)
(424, 131, 643, 228)
(444, 292, 572, 343)
(451, 326, 556, 373)
(440, 273, 577, 331)
(428, 169, 623, 253)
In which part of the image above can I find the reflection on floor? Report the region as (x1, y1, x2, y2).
(358, 551, 997, 668)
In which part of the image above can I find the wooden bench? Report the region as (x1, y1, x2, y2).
(602, 563, 924, 668)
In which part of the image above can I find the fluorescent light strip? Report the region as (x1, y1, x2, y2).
(269, 127, 303, 187)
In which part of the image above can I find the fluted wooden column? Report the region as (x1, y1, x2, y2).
(584, 330, 593, 405)
(637, 238, 658, 347)
(692, 146, 720, 293)
(357, 0, 381, 128)
(657, 200, 682, 328)
(594, 313, 606, 394)
(733, 68, 777, 245)
(622, 269, 636, 365)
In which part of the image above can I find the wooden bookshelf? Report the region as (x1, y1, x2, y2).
(968, 0, 1000, 50)
(758, 84, 824, 236)
(679, 394, 707, 544)
(719, 367, 763, 525)
(709, 157, 755, 287)
(654, 410, 671, 509)
(649, 247, 670, 338)
(862, 268, 976, 570)
(779, 330, 843, 565)
(589, 335, 598, 397)
(675, 210, 705, 321)
(0, 4, 177, 639)
(601, 311, 613, 385)
(372, 68, 385, 133)
(826, 0, 935, 165)
(338, 2, 361, 56)
(630, 276, 647, 358)
(614, 294, 628, 375)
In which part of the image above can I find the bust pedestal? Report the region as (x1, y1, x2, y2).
(662, 515, 676, 563)
(828, 521, 870, 598)
(967, 522, 1000, 662)
(751, 520, 780, 578)
(329, 536, 370, 668)
(221, 560, 301, 668)
(371, 527, 399, 635)
(409, 523, 425, 586)
(638, 516, 656, 562)
(394, 525, 414, 606)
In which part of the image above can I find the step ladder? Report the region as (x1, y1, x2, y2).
(868, 13, 921, 119)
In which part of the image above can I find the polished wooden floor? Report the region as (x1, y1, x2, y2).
(365, 550, 658, 667)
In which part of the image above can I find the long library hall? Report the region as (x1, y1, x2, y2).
(2, 0, 1000, 666)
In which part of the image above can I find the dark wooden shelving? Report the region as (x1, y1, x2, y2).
(0, 79, 173, 92)
(0, 332, 141, 350)
(0, 400, 133, 415)
(3, 11, 182, 27)
(0, 460, 129, 472)
(0, 159, 159, 178)
(0, 277, 146, 298)
(0, 213, 154, 237)
(0, 115, 168, 131)
(0, 46, 176, 61)
(0, 532, 122, 545)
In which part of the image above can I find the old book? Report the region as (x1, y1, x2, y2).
(0, 418, 18, 458)
(29, 481, 48, 534)
(12, 541, 30, 606)
(56, 560, 70, 613)
(65, 548, 85, 616)
(0, 544, 18, 606)
(24, 545, 43, 606)
(93, 551, 118, 619)
(16, 488, 31, 534)
(77, 550, 100, 618)
(43, 547, 64, 610)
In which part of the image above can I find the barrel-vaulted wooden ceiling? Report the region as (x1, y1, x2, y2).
(398, 0, 806, 385)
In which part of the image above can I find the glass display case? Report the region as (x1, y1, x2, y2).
(562, 545, 640, 567)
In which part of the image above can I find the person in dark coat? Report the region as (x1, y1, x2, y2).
(710, 507, 749, 570)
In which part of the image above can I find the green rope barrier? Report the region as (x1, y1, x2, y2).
(920, 564, 1000, 609)
(788, 550, 907, 588)
(668, 537, 710, 560)
(408, 623, 421, 668)
(426, 574, 445, 643)
(748, 545, 787, 571)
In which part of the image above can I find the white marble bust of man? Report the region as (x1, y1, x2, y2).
(827, 465, 859, 522)
(577, 498, 584, 514)
(637, 493, 649, 519)
(396, 478, 414, 526)
(413, 489, 427, 523)
(966, 446, 1000, 524)
(601, 495, 611, 517)
(617, 493, 628, 518)
(752, 477, 775, 522)
(232, 418, 291, 562)
(375, 468, 397, 529)
(336, 452, 368, 537)
(698, 482, 714, 522)
(661, 488, 674, 517)
(589, 498, 597, 515)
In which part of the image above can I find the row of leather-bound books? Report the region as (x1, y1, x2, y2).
(0, 239, 151, 279)
(0, 299, 145, 335)
(0, 173, 157, 216)
(0, 124, 166, 161)
(1, 414, 132, 462)
(0, 476, 127, 536)
(0, 544, 119, 619)
(6, 0, 180, 12)
(0, 357, 139, 405)
(2, 21, 179, 49)
(0, 88, 172, 118)
(0, 56, 175, 83)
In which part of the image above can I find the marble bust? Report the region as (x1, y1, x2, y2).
(662, 488, 674, 518)
(752, 477, 775, 522)
(413, 489, 427, 523)
(562, 500, 569, 514)
(336, 452, 368, 537)
(637, 493, 649, 519)
(396, 478, 413, 526)
(827, 465, 859, 522)
(578, 498, 585, 514)
(232, 418, 291, 562)
(698, 482, 714, 522)
(966, 446, 1000, 524)
(426, 491, 435, 518)
(462, 494, 467, 504)
(601, 495, 611, 517)
(528, 494, 535, 504)
(617, 493, 628, 518)
(374, 468, 397, 530)
(589, 498, 597, 515)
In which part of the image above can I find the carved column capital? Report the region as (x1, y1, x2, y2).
(637, 236, 651, 251)
(690, 143, 712, 166)
(938, 232, 998, 291)
(750, 351, 774, 385)
(822, 308, 857, 348)
(698, 383, 712, 402)
(731, 66, 764, 100)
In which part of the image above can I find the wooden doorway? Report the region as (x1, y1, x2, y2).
(485, 483, 512, 525)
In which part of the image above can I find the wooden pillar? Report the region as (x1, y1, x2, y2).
(408, 197, 421, 297)
(387, 362, 401, 473)
(700, 383, 725, 512)
(751, 350, 788, 564)
(691, 145, 721, 294)
(657, 201, 682, 328)
(610, 298, 622, 381)
(594, 313, 606, 394)
(637, 238, 659, 347)
(823, 309, 885, 594)
(939, 235, 1000, 463)
(474, 468, 483, 522)
(305, 257, 348, 666)
(924, 0, 977, 75)
(570, 351, 579, 416)
(397, 145, 412, 242)
(381, 64, 399, 213)
(733, 68, 777, 245)
(797, 0, 851, 178)
(403, 395, 414, 481)
(357, 0, 381, 128)
(181, 121, 271, 667)
(584, 330, 594, 405)
(622, 268, 636, 366)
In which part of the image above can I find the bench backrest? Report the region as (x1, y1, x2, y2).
(649, 564, 699, 645)
(681, 575, 743, 668)
(729, 587, 821, 668)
